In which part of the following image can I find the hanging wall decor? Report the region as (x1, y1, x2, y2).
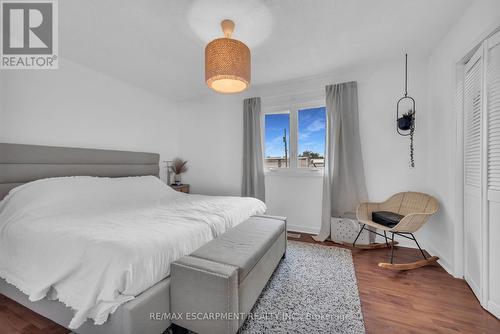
(396, 54, 416, 168)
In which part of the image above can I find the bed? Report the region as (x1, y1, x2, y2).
(0, 143, 267, 334)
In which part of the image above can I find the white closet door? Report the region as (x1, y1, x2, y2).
(486, 30, 500, 318)
(463, 46, 483, 300)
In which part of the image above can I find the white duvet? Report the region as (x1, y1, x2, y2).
(0, 176, 266, 329)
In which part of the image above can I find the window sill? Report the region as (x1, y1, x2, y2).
(265, 168, 324, 178)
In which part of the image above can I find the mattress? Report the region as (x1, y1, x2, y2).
(0, 176, 266, 329)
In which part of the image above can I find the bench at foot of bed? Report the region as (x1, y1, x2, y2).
(170, 215, 287, 334)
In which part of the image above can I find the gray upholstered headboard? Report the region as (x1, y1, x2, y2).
(0, 143, 160, 200)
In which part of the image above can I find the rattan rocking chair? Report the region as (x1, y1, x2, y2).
(351, 192, 440, 270)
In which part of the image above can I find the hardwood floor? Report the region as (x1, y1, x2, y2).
(0, 294, 67, 334)
(292, 233, 500, 334)
(1, 234, 499, 334)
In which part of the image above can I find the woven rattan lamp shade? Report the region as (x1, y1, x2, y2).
(205, 20, 251, 93)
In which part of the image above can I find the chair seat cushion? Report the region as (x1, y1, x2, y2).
(372, 211, 404, 228)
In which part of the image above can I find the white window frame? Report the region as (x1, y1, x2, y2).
(262, 99, 325, 176)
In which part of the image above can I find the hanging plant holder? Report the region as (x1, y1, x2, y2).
(396, 54, 416, 168)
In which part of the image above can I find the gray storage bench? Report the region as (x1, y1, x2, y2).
(170, 215, 287, 334)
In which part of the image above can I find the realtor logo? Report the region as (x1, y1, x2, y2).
(1, 0, 58, 69)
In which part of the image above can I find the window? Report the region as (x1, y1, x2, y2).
(264, 112, 290, 168)
(264, 104, 326, 171)
(298, 107, 326, 168)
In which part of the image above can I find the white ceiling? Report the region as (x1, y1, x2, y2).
(60, 0, 473, 101)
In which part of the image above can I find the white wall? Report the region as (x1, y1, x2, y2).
(2, 1, 497, 279)
(425, 0, 500, 277)
(0, 72, 4, 137)
(179, 1, 500, 276)
(264, 173, 324, 234)
(0, 59, 179, 176)
(175, 93, 244, 196)
(178, 58, 430, 237)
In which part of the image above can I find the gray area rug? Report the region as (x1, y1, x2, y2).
(168, 241, 365, 334)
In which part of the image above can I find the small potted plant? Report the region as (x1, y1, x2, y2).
(170, 158, 188, 185)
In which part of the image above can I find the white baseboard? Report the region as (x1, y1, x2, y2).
(374, 234, 459, 278)
(287, 224, 320, 235)
(487, 300, 500, 320)
(421, 241, 459, 278)
(287, 223, 461, 279)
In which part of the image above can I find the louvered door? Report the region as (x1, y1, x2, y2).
(463, 30, 500, 319)
(486, 30, 500, 317)
(463, 46, 483, 300)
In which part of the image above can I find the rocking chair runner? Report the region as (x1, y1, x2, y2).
(352, 192, 440, 270)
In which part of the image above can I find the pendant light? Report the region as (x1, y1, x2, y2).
(205, 19, 251, 93)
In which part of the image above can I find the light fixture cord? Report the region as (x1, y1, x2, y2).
(404, 53, 408, 97)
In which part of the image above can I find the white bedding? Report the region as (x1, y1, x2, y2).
(0, 176, 266, 329)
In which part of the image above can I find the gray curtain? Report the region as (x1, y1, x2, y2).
(242, 97, 265, 201)
(314, 82, 368, 242)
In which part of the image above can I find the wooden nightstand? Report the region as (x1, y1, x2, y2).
(170, 184, 190, 193)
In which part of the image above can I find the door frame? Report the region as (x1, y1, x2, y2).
(453, 20, 500, 280)
(454, 27, 500, 315)
(458, 44, 485, 304)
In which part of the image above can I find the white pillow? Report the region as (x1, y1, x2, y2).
(0, 176, 178, 219)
